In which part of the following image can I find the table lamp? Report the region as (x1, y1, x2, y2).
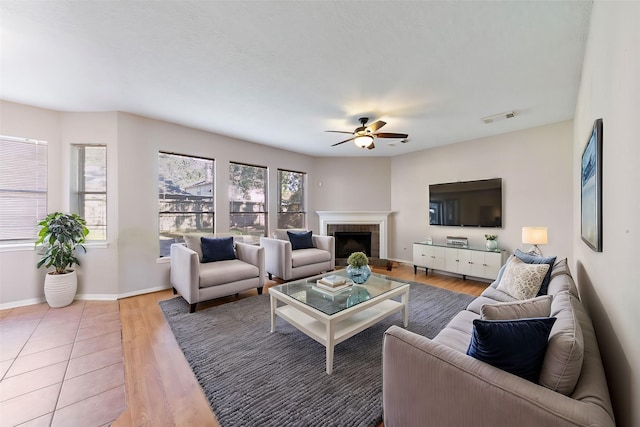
(522, 227, 548, 256)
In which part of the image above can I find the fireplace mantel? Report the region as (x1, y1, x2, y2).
(316, 211, 392, 259)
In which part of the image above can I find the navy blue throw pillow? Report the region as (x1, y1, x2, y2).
(201, 237, 236, 263)
(287, 231, 314, 250)
(515, 249, 556, 296)
(467, 317, 556, 383)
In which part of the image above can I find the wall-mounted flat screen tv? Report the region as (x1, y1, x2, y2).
(429, 178, 502, 227)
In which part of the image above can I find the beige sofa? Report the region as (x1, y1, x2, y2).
(382, 258, 615, 427)
(170, 235, 265, 313)
(260, 229, 335, 281)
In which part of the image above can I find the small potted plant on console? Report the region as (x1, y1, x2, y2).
(485, 234, 498, 251)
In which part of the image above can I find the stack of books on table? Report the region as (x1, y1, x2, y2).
(315, 275, 352, 292)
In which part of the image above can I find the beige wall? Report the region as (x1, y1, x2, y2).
(312, 157, 392, 213)
(390, 121, 574, 264)
(573, 3, 640, 426)
(0, 102, 317, 304)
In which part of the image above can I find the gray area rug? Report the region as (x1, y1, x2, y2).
(159, 282, 474, 427)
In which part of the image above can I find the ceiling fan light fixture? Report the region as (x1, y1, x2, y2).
(354, 135, 374, 148)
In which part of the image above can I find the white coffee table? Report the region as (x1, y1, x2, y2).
(269, 270, 409, 374)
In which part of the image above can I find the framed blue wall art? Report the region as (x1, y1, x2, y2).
(581, 119, 603, 252)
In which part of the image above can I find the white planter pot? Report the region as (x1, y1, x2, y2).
(44, 270, 77, 308)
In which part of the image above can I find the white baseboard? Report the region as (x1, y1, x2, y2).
(0, 297, 46, 310)
(75, 294, 119, 301)
(1, 286, 173, 311)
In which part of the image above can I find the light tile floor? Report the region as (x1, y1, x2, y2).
(0, 300, 126, 426)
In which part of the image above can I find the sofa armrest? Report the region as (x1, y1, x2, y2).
(169, 243, 200, 304)
(312, 235, 335, 270)
(235, 242, 265, 286)
(383, 326, 614, 427)
(260, 237, 292, 280)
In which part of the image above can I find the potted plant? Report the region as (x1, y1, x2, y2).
(36, 212, 89, 307)
(346, 251, 371, 284)
(484, 234, 498, 251)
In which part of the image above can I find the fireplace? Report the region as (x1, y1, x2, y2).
(334, 231, 372, 258)
(317, 211, 392, 259)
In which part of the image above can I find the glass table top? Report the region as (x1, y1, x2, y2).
(270, 269, 408, 316)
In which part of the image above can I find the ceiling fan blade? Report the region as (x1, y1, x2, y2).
(331, 136, 356, 147)
(325, 130, 355, 134)
(367, 141, 375, 150)
(374, 132, 409, 139)
(367, 120, 386, 132)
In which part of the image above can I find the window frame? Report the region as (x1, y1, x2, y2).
(228, 161, 268, 242)
(71, 144, 107, 241)
(158, 151, 215, 257)
(277, 168, 306, 230)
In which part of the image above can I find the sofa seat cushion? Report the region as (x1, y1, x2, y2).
(291, 248, 331, 268)
(432, 310, 478, 353)
(199, 259, 259, 288)
(539, 290, 585, 395)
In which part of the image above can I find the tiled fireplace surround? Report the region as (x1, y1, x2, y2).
(317, 211, 391, 260)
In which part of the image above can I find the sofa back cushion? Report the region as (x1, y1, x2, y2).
(547, 258, 580, 298)
(480, 295, 552, 320)
(201, 237, 236, 263)
(539, 290, 585, 395)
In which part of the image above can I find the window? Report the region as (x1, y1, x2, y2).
(158, 152, 214, 257)
(278, 169, 306, 229)
(0, 136, 48, 243)
(71, 145, 107, 241)
(229, 162, 267, 242)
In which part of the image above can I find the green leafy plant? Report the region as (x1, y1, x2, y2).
(347, 251, 369, 268)
(484, 234, 497, 240)
(36, 212, 89, 274)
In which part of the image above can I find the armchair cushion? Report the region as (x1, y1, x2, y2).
(199, 259, 260, 288)
(201, 236, 236, 263)
(287, 230, 314, 250)
(291, 248, 332, 267)
(184, 232, 215, 262)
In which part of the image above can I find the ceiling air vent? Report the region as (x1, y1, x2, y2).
(482, 111, 517, 124)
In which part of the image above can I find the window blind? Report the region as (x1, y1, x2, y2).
(0, 136, 48, 242)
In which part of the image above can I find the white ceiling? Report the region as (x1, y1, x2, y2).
(0, 1, 592, 157)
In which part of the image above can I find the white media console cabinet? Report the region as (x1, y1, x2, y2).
(413, 241, 506, 281)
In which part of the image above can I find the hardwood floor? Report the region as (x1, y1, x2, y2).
(112, 263, 488, 426)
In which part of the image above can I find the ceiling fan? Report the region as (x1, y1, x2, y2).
(326, 117, 409, 150)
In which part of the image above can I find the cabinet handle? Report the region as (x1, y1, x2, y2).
(483, 263, 487, 266)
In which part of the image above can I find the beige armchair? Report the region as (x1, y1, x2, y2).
(170, 235, 265, 313)
(260, 229, 335, 281)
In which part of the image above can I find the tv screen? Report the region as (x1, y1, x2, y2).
(429, 178, 502, 227)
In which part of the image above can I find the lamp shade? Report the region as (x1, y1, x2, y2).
(522, 227, 548, 245)
(354, 135, 374, 148)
